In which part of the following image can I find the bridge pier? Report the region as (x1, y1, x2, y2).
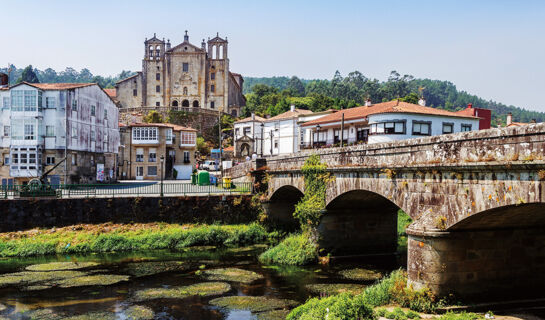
(407, 227, 545, 299)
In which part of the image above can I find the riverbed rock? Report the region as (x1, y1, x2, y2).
(209, 296, 299, 313)
(132, 281, 231, 301)
(61, 311, 116, 320)
(305, 283, 367, 295)
(0, 270, 86, 288)
(256, 309, 291, 320)
(124, 305, 154, 320)
(200, 268, 264, 284)
(25, 262, 100, 272)
(55, 274, 130, 288)
(121, 261, 187, 277)
(338, 268, 383, 281)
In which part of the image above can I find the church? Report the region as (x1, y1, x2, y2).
(116, 31, 246, 117)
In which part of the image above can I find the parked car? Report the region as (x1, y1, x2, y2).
(201, 160, 219, 171)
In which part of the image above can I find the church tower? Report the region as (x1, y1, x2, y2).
(142, 33, 166, 108)
(207, 33, 229, 112)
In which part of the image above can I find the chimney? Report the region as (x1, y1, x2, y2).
(251, 113, 255, 121)
(364, 98, 372, 107)
(201, 39, 206, 50)
(506, 113, 513, 126)
(166, 39, 171, 50)
(467, 103, 473, 109)
(184, 30, 189, 42)
(418, 97, 426, 106)
(290, 105, 295, 112)
(531, 119, 537, 124)
(0, 73, 7, 87)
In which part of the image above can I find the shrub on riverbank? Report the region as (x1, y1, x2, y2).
(0, 223, 274, 257)
(287, 292, 376, 320)
(258, 233, 318, 266)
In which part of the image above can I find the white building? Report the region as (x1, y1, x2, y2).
(233, 106, 335, 158)
(0, 82, 120, 186)
(301, 100, 481, 147)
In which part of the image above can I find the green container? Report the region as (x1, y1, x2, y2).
(191, 173, 197, 185)
(197, 171, 210, 186)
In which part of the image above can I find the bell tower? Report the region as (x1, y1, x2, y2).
(206, 33, 229, 112)
(142, 33, 166, 108)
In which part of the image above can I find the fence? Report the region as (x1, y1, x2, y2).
(1, 181, 253, 199)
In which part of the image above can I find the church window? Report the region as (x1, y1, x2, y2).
(211, 85, 215, 92)
(212, 45, 217, 59)
(156, 73, 160, 81)
(156, 85, 160, 93)
(183, 63, 189, 72)
(210, 101, 215, 109)
(133, 89, 137, 96)
(219, 45, 224, 59)
(183, 87, 188, 95)
(211, 73, 215, 80)
(156, 102, 160, 107)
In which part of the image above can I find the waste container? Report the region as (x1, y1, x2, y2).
(222, 177, 232, 189)
(191, 173, 197, 185)
(210, 175, 217, 185)
(197, 171, 210, 186)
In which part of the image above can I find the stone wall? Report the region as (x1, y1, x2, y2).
(0, 195, 258, 232)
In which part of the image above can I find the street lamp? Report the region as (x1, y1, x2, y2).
(269, 129, 274, 156)
(315, 124, 321, 148)
(160, 155, 164, 197)
(260, 123, 264, 157)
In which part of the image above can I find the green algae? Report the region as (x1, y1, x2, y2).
(22, 308, 63, 320)
(209, 296, 299, 312)
(124, 305, 155, 320)
(25, 262, 99, 272)
(132, 281, 231, 301)
(257, 309, 291, 320)
(226, 244, 269, 254)
(305, 283, 367, 295)
(338, 268, 383, 281)
(55, 274, 130, 288)
(200, 267, 264, 283)
(0, 270, 86, 288)
(61, 312, 116, 320)
(122, 261, 187, 277)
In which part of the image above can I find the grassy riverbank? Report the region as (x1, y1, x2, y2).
(0, 222, 277, 257)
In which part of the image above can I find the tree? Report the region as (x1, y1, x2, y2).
(19, 65, 40, 83)
(196, 136, 210, 156)
(286, 76, 305, 97)
(143, 110, 164, 123)
(399, 93, 420, 104)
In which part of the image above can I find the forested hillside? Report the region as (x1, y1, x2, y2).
(243, 71, 545, 127)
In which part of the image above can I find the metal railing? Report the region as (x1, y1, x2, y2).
(1, 181, 253, 199)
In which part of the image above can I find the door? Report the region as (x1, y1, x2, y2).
(136, 166, 144, 180)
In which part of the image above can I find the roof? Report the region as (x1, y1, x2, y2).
(302, 100, 479, 127)
(267, 108, 313, 121)
(12, 82, 95, 90)
(223, 146, 234, 152)
(128, 122, 197, 132)
(235, 115, 266, 124)
(104, 88, 116, 98)
(116, 73, 140, 85)
(507, 122, 529, 127)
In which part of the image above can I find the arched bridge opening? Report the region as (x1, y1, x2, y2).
(263, 185, 304, 231)
(410, 202, 545, 300)
(319, 189, 402, 256)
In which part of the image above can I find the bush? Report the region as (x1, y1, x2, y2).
(438, 312, 481, 320)
(287, 293, 376, 320)
(258, 233, 318, 266)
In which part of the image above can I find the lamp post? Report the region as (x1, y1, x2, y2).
(315, 124, 321, 148)
(269, 130, 274, 156)
(260, 123, 264, 157)
(160, 155, 164, 197)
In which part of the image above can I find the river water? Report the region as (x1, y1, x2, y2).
(0, 247, 543, 319)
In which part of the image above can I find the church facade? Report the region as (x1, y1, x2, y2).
(116, 31, 245, 117)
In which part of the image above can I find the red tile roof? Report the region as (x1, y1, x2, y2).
(128, 122, 197, 132)
(235, 115, 266, 123)
(104, 88, 116, 98)
(224, 146, 234, 152)
(267, 108, 313, 121)
(302, 100, 478, 127)
(12, 82, 96, 90)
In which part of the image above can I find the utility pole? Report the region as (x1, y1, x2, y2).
(218, 110, 222, 176)
(341, 113, 345, 148)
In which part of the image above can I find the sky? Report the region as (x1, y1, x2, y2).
(1, 0, 545, 112)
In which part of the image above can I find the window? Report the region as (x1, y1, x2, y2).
(136, 166, 144, 177)
(211, 85, 215, 92)
(156, 73, 160, 81)
(3, 155, 9, 165)
(90, 105, 96, 116)
(243, 126, 251, 135)
(148, 148, 157, 162)
(210, 101, 215, 109)
(24, 123, 35, 140)
(46, 97, 56, 108)
(90, 130, 96, 141)
(180, 131, 196, 145)
(461, 124, 472, 132)
(46, 156, 55, 165)
(274, 140, 278, 149)
(357, 128, 369, 141)
(71, 153, 77, 165)
(183, 63, 189, 72)
(183, 87, 188, 95)
(166, 129, 173, 144)
(3, 126, 9, 137)
(104, 109, 108, 119)
(46, 126, 55, 137)
(23, 90, 37, 111)
(156, 85, 160, 93)
(133, 89, 137, 96)
(442, 123, 454, 134)
(211, 72, 215, 80)
(72, 99, 77, 111)
(2, 97, 9, 109)
(132, 127, 158, 141)
(369, 121, 405, 135)
(235, 128, 240, 136)
(71, 127, 78, 139)
(147, 166, 157, 176)
(412, 121, 431, 136)
(156, 102, 160, 107)
(136, 148, 144, 162)
(10, 91, 23, 111)
(184, 151, 190, 163)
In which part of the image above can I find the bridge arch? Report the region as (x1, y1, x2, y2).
(264, 185, 304, 231)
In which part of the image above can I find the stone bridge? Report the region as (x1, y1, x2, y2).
(226, 123, 545, 299)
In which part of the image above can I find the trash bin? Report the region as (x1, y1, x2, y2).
(197, 171, 210, 186)
(222, 177, 232, 189)
(210, 175, 217, 185)
(191, 173, 196, 185)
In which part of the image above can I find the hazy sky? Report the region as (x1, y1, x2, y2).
(2, 0, 544, 111)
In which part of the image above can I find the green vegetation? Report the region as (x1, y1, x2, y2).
(122, 261, 187, 277)
(132, 281, 231, 301)
(19, 65, 40, 83)
(25, 261, 99, 271)
(142, 110, 164, 123)
(209, 296, 299, 313)
(256, 309, 290, 320)
(242, 72, 545, 126)
(258, 233, 318, 266)
(200, 267, 264, 283)
(0, 223, 274, 257)
(287, 292, 375, 320)
(305, 283, 367, 295)
(438, 312, 482, 320)
(339, 268, 383, 281)
(124, 305, 155, 320)
(397, 209, 413, 252)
